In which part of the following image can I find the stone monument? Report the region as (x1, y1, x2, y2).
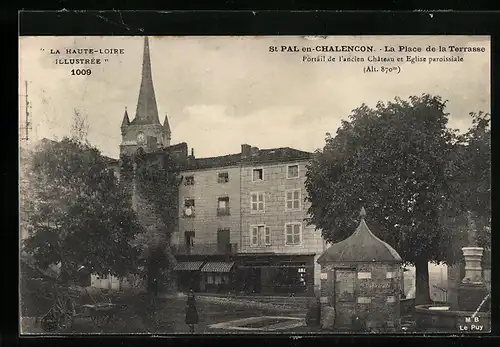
(457, 212, 489, 312)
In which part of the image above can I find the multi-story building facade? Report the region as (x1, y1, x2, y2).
(237, 148, 324, 295)
(119, 37, 327, 296)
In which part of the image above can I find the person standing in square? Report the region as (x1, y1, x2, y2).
(185, 289, 199, 333)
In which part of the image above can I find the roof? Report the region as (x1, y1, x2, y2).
(201, 261, 235, 273)
(140, 144, 313, 171)
(189, 153, 242, 170)
(240, 147, 313, 165)
(133, 36, 160, 125)
(317, 207, 402, 264)
(173, 261, 204, 271)
(183, 147, 313, 171)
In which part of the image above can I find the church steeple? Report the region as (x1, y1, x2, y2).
(135, 36, 160, 124)
(120, 36, 172, 156)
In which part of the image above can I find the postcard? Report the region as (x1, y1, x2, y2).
(19, 35, 491, 335)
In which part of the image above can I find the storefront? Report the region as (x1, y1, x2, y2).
(236, 255, 315, 296)
(200, 261, 236, 293)
(174, 261, 204, 292)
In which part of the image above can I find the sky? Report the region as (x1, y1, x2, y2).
(19, 36, 490, 159)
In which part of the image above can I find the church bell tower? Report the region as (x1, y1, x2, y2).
(120, 36, 171, 156)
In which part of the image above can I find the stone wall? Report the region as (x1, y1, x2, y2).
(320, 262, 402, 330)
(239, 160, 324, 289)
(120, 123, 170, 156)
(239, 160, 323, 255)
(173, 166, 241, 248)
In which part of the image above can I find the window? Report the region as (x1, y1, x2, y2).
(185, 175, 195, 185)
(250, 225, 270, 247)
(287, 164, 299, 179)
(217, 229, 231, 253)
(285, 223, 302, 245)
(386, 271, 396, 279)
(185, 231, 195, 250)
(214, 275, 222, 285)
(252, 168, 263, 181)
(251, 192, 265, 212)
(218, 197, 229, 208)
(184, 199, 195, 218)
(207, 274, 214, 284)
(251, 227, 259, 246)
(217, 197, 230, 215)
(286, 189, 301, 211)
(264, 227, 271, 245)
(218, 172, 229, 183)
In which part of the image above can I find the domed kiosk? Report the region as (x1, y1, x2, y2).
(317, 207, 403, 332)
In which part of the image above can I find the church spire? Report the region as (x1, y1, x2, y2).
(121, 107, 130, 127)
(135, 36, 160, 124)
(163, 113, 171, 133)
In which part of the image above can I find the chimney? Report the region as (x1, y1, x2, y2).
(191, 148, 195, 158)
(241, 144, 251, 158)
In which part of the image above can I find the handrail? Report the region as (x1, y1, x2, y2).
(432, 284, 448, 292)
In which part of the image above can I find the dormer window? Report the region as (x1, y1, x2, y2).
(185, 175, 195, 185)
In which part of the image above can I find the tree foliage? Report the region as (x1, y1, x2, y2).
(134, 149, 184, 238)
(22, 138, 142, 282)
(447, 111, 491, 248)
(305, 94, 463, 304)
(121, 149, 185, 293)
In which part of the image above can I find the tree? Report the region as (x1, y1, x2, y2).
(70, 109, 90, 143)
(305, 94, 458, 305)
(122, 149, 184, 294)
(22, 138, 142, 283)
(443, 111, 491, 263)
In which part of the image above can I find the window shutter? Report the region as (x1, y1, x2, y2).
(265, 227, 270, 245)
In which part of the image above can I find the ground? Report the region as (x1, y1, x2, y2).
(21, 289, 424, 334)
(20, 291, 307, 334)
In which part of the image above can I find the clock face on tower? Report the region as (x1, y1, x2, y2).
(136, 132, 145, 144)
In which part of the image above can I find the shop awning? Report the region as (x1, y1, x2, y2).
(200, 261, 235, 273)
(174, 261, 204, 271)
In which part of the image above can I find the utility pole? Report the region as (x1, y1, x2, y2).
(20, 81, 32, 143)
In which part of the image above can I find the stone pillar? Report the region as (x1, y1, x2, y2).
(458, 247, 489, 312)
(462, 247, 484, 283)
